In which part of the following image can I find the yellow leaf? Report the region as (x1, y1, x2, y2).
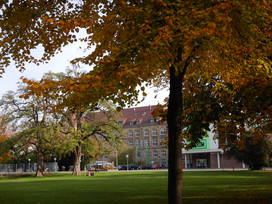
(168, 19, 174, 26)
(47, 18, 54, 23)
(33, 84, 39, 89)
(22, 78, 28, 83)
(208, 22, 216, 28)
(42, 15, 48, 24)
(59, 20, 65, 25)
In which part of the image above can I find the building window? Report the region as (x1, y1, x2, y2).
(160, 127, 166, 135)
(136, 120, 140, 124)
(144, 151, 150, 158)
(128, 140, 133, 147)
(144, 129, 149, 136)
(128, 130, 133, 137)
(118, 121, 123, 126)
(152, 129, 157, 136)
(161, 150, 166, 157)
(152, 139, 158, 146)
(160, 138, 166, 144)
(135, 130, 140, 137)
(153, 150, 158, 158)
(129, 121, 134, 125)
(155, 118, 160, 122)
(150, 118, 155, 123)
(97, 135, 102, 140)
(144, 139, 149, 146)
(136, 151, 140, 158)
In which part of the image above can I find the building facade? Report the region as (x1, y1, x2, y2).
(118, 105, 245, 169)
(119, 105, 168, 166)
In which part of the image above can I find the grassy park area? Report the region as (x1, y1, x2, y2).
(0, 171, 271, 204)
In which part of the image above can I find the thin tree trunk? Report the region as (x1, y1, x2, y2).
(72, 144, 82, 175)
(167, 50, 185, 204)
(35, 146, 44, 177)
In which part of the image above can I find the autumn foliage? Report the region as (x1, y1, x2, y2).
(0, 116, 11, 163)
(0, 1, 272, 204)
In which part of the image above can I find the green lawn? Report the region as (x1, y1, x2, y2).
(0, 171, 271, 204)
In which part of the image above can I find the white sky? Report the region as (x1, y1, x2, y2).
(0, 42, 168, 107)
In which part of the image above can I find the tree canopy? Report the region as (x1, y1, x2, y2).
(1, 1, 272, 203)
(0, 86, 61, 176)
(21, 68, 123, 175)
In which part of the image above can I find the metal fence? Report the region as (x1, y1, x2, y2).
(0, 162, 58, 173)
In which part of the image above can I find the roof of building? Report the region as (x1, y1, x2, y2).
(119, 105, 163, 127)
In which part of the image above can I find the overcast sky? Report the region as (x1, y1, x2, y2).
(0, 42, 168, 107)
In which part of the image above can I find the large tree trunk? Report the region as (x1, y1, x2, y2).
(35, 145, 44, 177)
(72, 143, 82, 175)
(167, 57, 185, 203)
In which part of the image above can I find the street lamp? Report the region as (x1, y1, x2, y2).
(116, 149, 118, 168)
(28, 158, 31, 172)
(126, 154, 129, 171)
(54, 158, 57, 172)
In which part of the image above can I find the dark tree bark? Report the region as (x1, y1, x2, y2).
(72, 143, 82, 175)
(167, 48, 186, 204)
(35, 145, 44, 177)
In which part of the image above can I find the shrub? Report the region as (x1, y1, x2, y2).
(102, 165, 108, 171)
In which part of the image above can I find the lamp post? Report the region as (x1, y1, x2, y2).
(116, 149, 118, 168)
(54, 157, 57, 172)
(126, 154, 129, 171)
(28, 158, 31, 172)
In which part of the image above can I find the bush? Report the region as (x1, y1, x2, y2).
(227, 132, 272, 170)
(102, 165, 108, 171)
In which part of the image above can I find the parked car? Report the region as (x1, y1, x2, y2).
(118, 165, 128, 170)
(152, 165, 162, 169)
(138, 165, 152, 170)
(161, 164, 168, 169)
(128, 164, 138, 170)
(118, 164, 138, 170)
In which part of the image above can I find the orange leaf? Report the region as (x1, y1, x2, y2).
(47, 18, 54, 23)
(42, 15, 48, 24)
(33, 84, 39, 89)
(168, 19, 174, 26)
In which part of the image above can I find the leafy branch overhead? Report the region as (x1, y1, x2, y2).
(0, 1, 272, 203)
(1, 1, 271, 101)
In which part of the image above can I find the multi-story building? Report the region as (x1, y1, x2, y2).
(118, 105, 168, 166)
(118, 105, 246, 169)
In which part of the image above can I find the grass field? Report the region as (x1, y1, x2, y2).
(0, 170, 271, 204)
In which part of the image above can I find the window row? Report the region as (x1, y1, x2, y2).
(128, 139, 166, 147)
(121, 118, 161, 126)
(127, 127, 166, 137)
(135, 150, 167, 158)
